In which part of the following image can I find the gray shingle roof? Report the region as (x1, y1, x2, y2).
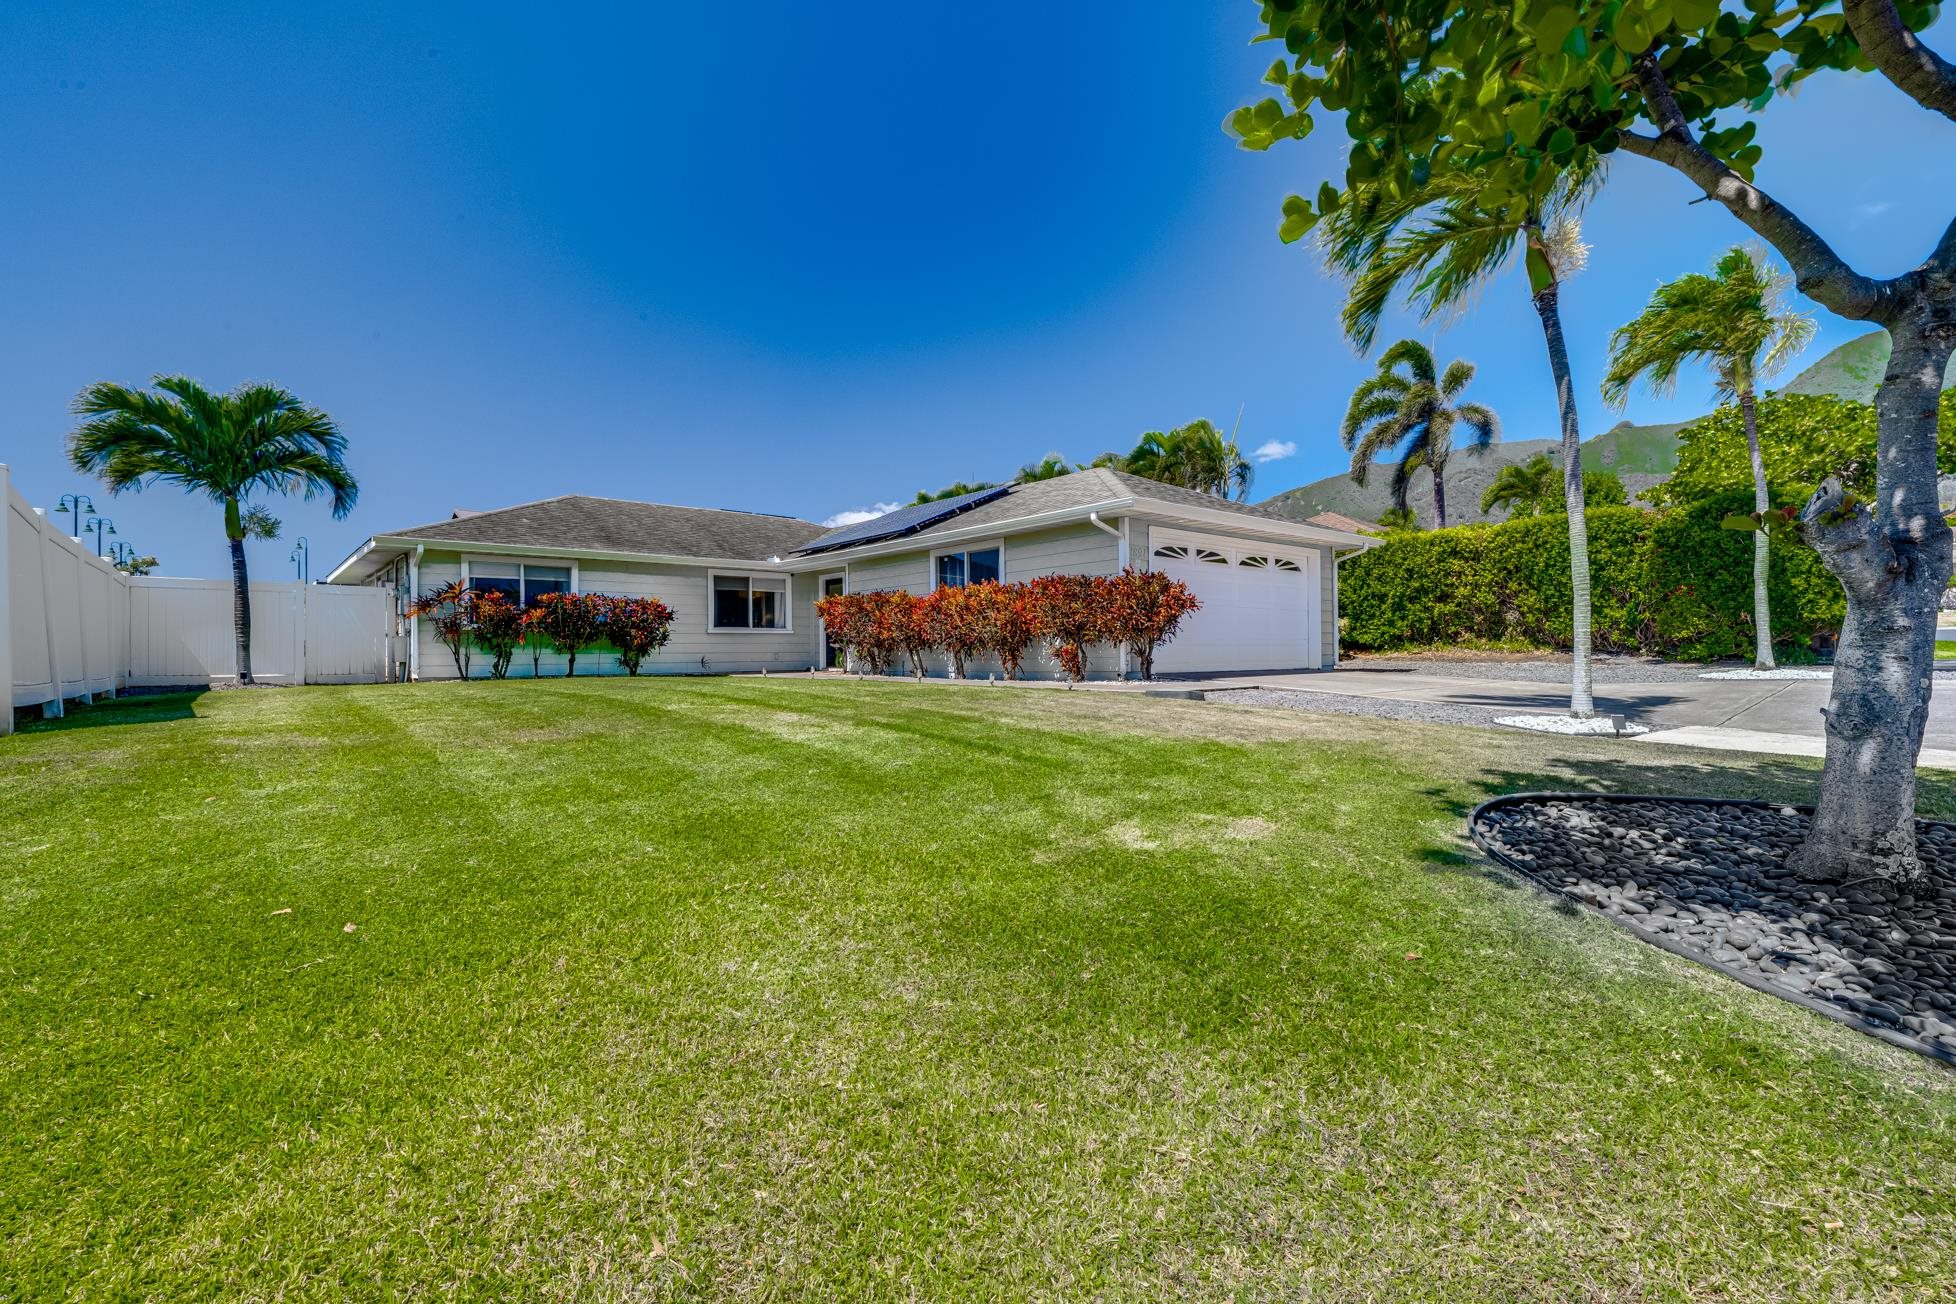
(793, 467, 1312, 555)
(382, 495, 824, 561)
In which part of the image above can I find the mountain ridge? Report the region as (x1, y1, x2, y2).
(1256, 331, 1948, 528)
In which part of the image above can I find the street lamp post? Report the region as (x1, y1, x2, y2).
(56, 493, 95, 539)
(289, 536, 310, 583)
(85, 515, 116, 558)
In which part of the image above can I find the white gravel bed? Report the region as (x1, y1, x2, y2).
(1495, 714, 1651, 736)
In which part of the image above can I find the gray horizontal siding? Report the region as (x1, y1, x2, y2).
(407, 552, 819, 679)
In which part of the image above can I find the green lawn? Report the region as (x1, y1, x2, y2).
(5, 680, 1955, 1298)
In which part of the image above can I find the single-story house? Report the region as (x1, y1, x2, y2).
(326, 467, 1376, 680)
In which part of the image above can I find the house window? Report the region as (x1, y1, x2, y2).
(934, 546, 1001, 588)
(712, 573, 790, 630)
(1154, 544, 1226, 564)
(470, 561, 571, 607)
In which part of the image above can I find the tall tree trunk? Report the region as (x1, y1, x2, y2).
(1739, 387, 1776, 669)
(1432, 467, 1448, 529)
(1531, 284, 1595, 717)
(224, 497, 254, 685)
(1790, 317, 1954, 882)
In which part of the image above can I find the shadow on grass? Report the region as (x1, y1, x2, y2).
(17, 691, 207, 734)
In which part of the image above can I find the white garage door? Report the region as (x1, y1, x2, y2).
(1148, 530, 1321, 674)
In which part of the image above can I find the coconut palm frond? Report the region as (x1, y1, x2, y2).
(1454, 402, 1500, 454)
(1439, 358, 1476, 399)
(1376, 338, 1438, 386)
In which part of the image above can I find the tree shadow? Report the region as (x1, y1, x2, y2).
(17, 691, 208, 733)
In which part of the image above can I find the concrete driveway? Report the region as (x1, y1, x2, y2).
(1183, 667, 1956, 767)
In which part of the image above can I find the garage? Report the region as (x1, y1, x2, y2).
(1146, 529, 1322, 674)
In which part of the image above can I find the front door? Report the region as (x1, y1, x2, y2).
(820, 574, 846, 668)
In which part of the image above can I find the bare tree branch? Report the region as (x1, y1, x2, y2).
(1842, 0, 1956, 122)
(1930, 211, 1956, 276)
(1618, 56, 1885, 321)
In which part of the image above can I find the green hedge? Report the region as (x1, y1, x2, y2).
(1340, 501, 1845, 659)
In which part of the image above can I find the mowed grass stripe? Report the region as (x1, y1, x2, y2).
(2, 679, 1953, 1298)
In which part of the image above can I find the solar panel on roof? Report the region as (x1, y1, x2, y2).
(797, 484, 1012, 554)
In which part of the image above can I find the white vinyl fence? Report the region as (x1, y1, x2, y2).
(4, 464, 398, 736)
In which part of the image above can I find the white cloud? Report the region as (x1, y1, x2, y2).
(1253, 439, 1297, 464)
(821, 501, 900, 528)
(1853, 200, 1894, 221)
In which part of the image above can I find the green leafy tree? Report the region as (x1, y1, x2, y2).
(1310, 161, 1604, 716)
(1481, 453, 1560, 519)
(1227, 0, 1956, 880)
(1604, 246, 1816, 667)
(1342, 340, 1498, 527)
(112, 553, 160, 576)
(1120, 419, 1254, 500)
(1652, 392, 1956, 509)
(1375, 506, 1422, 534)
(68, 376, 355, 684)
(1573, 470, 1629, 510)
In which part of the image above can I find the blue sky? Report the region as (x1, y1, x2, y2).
(2, 3, 1950, 577)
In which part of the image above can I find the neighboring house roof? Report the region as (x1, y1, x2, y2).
(364, 495, 823, 563)
(1303, 510, 1381, 535)
(792, 467, 1370, 558)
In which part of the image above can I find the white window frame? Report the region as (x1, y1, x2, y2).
(460, 554, 579, 605)
(706, 569, 794, 633)
(929, 538, 1005, 591)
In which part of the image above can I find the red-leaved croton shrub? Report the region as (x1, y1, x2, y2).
(814, 591, 872, 671)
(881, 590, 932, 678)
(968, 579, 1037, 679)
(1027, 573, 1114, 682)
(1102, 567, 1201, 681)
(815, 590, 906, 674)
(411, 579, 474, 678)
(917, 584, 986, 678)
(523, 591, 607, 676)
(467, 588, 527, 679)
(605, 595, 675, 675)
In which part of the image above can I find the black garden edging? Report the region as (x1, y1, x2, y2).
(1468, 792, 1956, 1069)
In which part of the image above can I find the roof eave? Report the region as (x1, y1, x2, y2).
(332, 534, 805, 577)
(1126, 501, 1381, 550)
(783, 497, 1139, 566)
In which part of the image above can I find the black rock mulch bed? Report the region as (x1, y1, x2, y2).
(1469, 794, 1956, 1066)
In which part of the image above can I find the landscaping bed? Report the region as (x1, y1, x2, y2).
(1471, 793, 1956, 1065)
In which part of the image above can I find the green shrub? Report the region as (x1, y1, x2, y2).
(1642, 491, 1845, 660)
(1339, 504, 1845, 658)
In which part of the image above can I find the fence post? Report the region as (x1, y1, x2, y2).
(32, 504, 63, 718)
(73, 533, 91, 702)
(0, 465, 13, 737)
(294, 582, 309, 686)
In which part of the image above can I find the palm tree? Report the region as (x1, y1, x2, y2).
(1318, 162, 1604, 715)
(913, 479, 997, 504)
(1121, 419, 1253, 500)
(68, 376, 356, 684)
(1015, 455, 1074, 483)
(1341, 340, 1498, 527)
(1481, 453, 1560, 520)
(1602, 246, 1814, 669)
